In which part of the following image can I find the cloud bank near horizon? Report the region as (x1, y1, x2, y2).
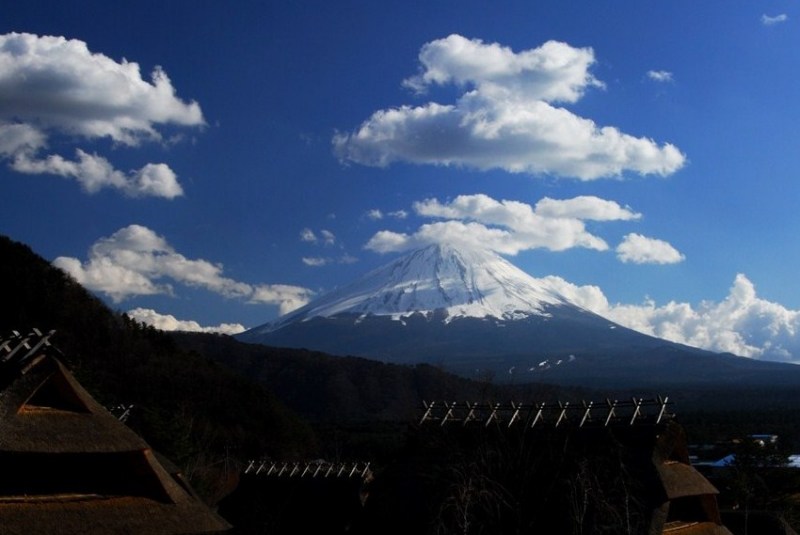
(0, 32, 203, 197)
(126, 307, 246, 335)
(53, 225, 313, 315)
(334, 34, 685, 180)
(543, 273, 800, 362)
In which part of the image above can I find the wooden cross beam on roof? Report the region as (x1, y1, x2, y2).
(244, 460, 372, 480)
(418, 398, 674, 429)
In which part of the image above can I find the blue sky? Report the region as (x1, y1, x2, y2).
(2, 1, 800, 361)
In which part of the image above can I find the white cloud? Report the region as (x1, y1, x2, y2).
(53, 255, 170, 302)
(127, 307, 246, 335)
(301, 228, 336, 246)
(534, 196, 641, 221)
(250, 284, 315, 316)
(0, 32, 203, 197)
(320, 229, 336, 246)
(616, 233, 685, 264)
(54, 225, 313, 314)
(303, 257, 328, 267)
(0, 33, 203, 143)
(402, 35, 603, 102)
(366, 229, 416, 253)
(367, 193, 635, 255)
(300, 228, 317, 242)
(537, 275, 611, 313)
(367, 221, 522, 255)
(12, 150, 183, 198)
(762, 14, 788, 26)
(647, 70, 673, 83)
(300, 227, 352, 268)
(538, 274, 800, 362)
(302, 254, 358, 268)
(0, 123, 45, 156)
(366, 194, 682, 266)
(366, 209, 408, 220)
(389, 210, 409, 219)
(334, 34, 685, 180)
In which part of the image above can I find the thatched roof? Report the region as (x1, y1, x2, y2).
(0, 496, 230, 535)
(0, 354, 148, 453)
(0, 330, 230, 534)
(658, 461, 719, 500)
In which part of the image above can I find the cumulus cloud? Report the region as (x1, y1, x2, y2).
(334, 34, 685, 180)
(616, 233, 685, 264)
(762, 14, 788, 26)
(0, 32, 203, 197)
(366, 221, 516, 254)
(12, 150, 183, 198)
(366, 193, 650, 255)
(534, 196, 641, 221)
(647, 70, 673, 83)
(250, 284, 316, 316)
(539, 274, 800, 362)
(0, 33, 203, 142)
(0, 123, 45, 156)
(127, 307, 246, 335)
(54, 225, 313, 314)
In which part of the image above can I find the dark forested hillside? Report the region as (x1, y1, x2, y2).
(169, 332, 601, 463)
(168, 332, 610, 423)
(0, 235, 316, 501)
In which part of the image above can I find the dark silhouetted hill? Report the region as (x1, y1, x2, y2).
(0, 234, 317, 501)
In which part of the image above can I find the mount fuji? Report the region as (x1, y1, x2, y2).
(238, 244, 800, 387)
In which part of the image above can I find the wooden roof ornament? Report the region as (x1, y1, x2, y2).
(0, 329, 230, 534)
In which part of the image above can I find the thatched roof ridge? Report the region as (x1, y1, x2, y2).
(0, 356, 148, 453)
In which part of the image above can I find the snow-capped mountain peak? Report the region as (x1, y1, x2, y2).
(265, 243, 573, 331)
(237, 244, 789, 389)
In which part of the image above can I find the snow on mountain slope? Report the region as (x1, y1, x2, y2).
(260, 243, 576, 333)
